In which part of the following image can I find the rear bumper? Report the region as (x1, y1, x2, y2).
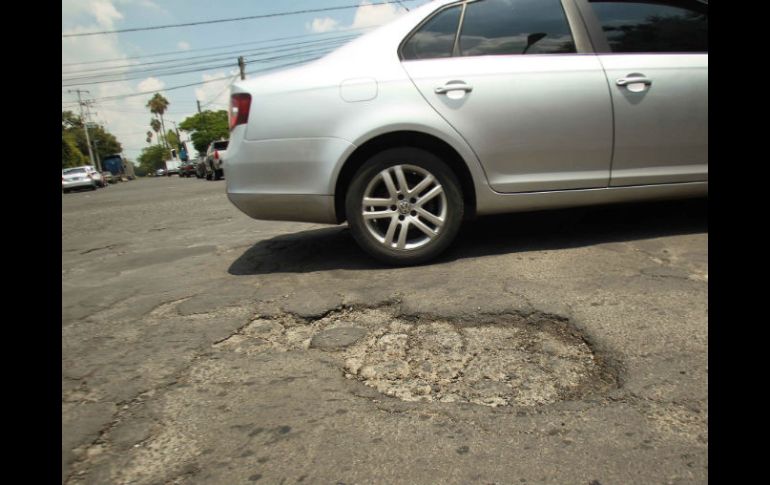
(62, 180, 94, 190)
(225, 136, 355, 224)
(228, 193, 336, 224)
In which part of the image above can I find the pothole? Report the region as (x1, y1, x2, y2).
(214, 306, 619, 407)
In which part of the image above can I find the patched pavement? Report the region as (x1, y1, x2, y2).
(62, 177, 707, 484)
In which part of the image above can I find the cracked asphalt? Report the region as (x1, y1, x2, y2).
(62, 177, 707, 485)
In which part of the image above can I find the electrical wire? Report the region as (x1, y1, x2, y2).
(61, 45, 341, 87)
(62, 27, 375, 67)
(61, 37, 355, 83)
(62, 33, 361, 76)
(61, 1, 420, 38)
(88, 57, 324, 102)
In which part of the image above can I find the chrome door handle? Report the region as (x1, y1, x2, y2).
(616, 77, 652, 87)
(435, 83, 473, 94)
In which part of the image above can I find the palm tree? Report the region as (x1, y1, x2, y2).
(147, 93, 170, 149)
(150, 118, 162, 147)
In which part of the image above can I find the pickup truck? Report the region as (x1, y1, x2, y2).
(164, 159, 181, 176)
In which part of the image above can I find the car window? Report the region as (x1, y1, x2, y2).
(401, 5, 463, 60)
(459, 0, 576, 56)
(63, 168, 87, 175)
(588, 0, 707, 53)
(213, 141, 229, 150)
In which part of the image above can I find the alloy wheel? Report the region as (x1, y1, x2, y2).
(361, 164, 447, 251)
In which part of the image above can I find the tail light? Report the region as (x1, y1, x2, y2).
(214, 150, 219, 160)
(230, 93, 251, 130)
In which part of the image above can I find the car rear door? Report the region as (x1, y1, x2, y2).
(575, 0, 708, 186)
(400, 0, 614, 193)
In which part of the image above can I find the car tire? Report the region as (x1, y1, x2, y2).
(345, 147, 464, 266)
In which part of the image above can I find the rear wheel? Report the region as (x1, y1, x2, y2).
(345, 147, 463, 266)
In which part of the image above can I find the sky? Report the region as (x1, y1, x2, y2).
(62, 0, 432, 162)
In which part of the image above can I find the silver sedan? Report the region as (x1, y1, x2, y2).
(62, 167, 98, 193)
(226, 0, 707, 265)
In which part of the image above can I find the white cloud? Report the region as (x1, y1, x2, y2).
(91, 0, 123, 28)
(305, 0, 406, 33)
(351, 0, 406, 29)
(62, 0, 200, 161)
(306, 17, 340, 33)
(177, 41, 190, 50)
(136, 77, 165, 93)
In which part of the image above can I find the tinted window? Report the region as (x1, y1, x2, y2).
(63, 168, 87, 175)
(402, 5, 462, 60)
(459, 0, 575, 56)
(589, 1, 707, 53)
(213, 141, 229, 150)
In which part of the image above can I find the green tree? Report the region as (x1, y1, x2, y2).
(137, 144, 168, 174)
(62, 110, 82, 130)
(147, 93, 170, 149)
(62, 110, 123, 168)
(179, 110, 229, 154)
(150, 118, 162, 147)
(166, 129, 180, 152)
(62, 133, 87, 168)
(72, 125, 122, 161)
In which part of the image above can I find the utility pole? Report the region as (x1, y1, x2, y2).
(196, 99, 202, 114)
(83, 101, 104, 172)
(238, 56, 245, 80)
(68, 89, 97, 169)
(92, 139, 101, 172)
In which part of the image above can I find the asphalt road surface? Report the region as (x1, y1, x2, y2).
(62, 176, 707, 485)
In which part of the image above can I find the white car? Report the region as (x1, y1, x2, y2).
(225, 0, 708, 265)
(205, 140, 229, 181)
(62, 167, 98, 193)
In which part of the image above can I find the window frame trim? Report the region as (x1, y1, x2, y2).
(572, 0, 709, 55)
(398, 1, 466, 61)
(398, 0, 596, 62)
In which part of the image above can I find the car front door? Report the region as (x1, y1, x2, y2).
(576, 0, 708, 187)
(400, 0, 614, 193)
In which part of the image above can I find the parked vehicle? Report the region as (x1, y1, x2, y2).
(101, 171, 116, 184)
(195, 156, 208, 179)
(100, 154, 135, 180)
(179, 161, 197, 177)
(90, 170, 106, 188)
(155, 168, 166, 177)
(164, 159, 181, 176)
(62, 167, 98, 192)
(205, 140, 229, 180)
(225, 0, 708, 265)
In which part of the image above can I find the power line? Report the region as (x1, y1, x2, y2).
(62, 50, 344, 87)
(62, 1, 418, 38)
(88, 58, 323, 102)
(61, 46, 339, 88)
(61, 36, 355, 82)
(200, 75, 240, 109)
(61, 27, 375, 67)
(61, 33, 360, 76)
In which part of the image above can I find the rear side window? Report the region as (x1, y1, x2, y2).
(589, 1, 707, 53)
(459, 0, 576, 56)
(401, 5, 462, 60)
(213, 141, 229, 150)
